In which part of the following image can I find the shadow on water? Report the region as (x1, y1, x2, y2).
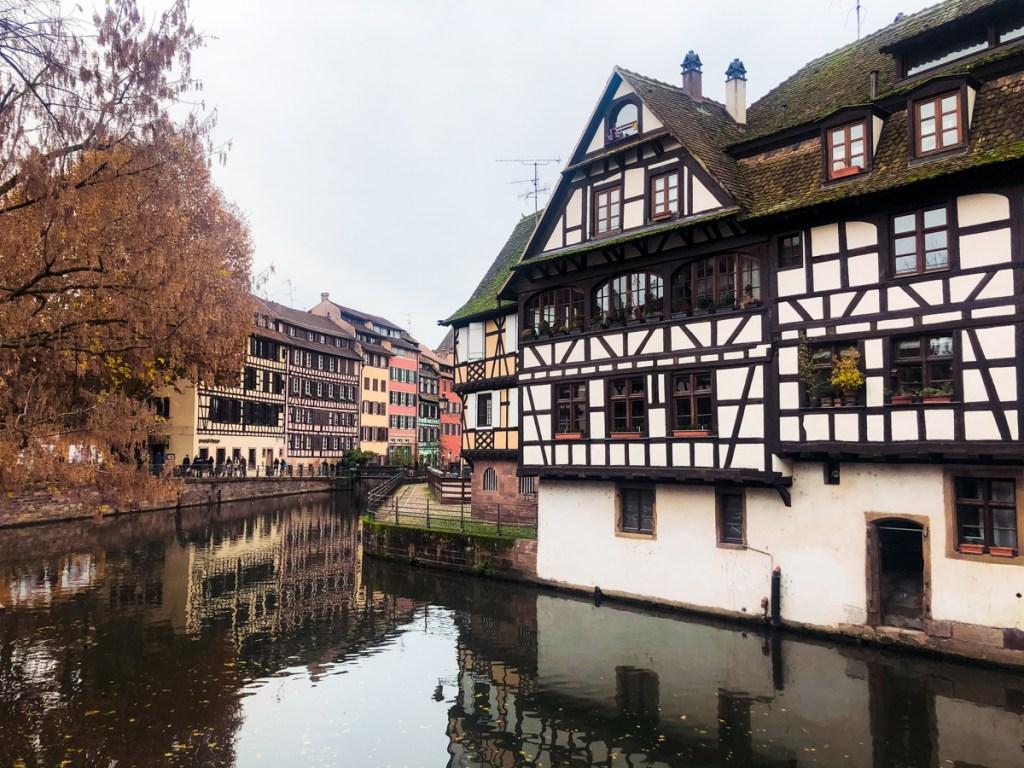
(0, 491, 1022, 767)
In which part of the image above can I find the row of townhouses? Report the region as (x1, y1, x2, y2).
(155, 295, 460, 471)
(447, 0, 1024, 664)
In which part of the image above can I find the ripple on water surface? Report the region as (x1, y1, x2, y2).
(1, 492, 1023, 767)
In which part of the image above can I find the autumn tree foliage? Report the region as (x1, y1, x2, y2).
(0, 0, 254, 495)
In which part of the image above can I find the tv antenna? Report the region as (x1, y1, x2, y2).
(856, 0, 863, 38)
(498, 158, 561, 213)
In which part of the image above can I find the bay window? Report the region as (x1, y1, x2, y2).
(671, 253, 760, 314)
(595, 272, 663, 324)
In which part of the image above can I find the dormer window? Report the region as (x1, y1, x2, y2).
(827, 121, 867, 180)
(607, 102, 639, 143)
(905, 34, 987, 77)
(914, 91, 963, 156)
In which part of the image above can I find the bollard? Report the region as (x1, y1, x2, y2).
(426, 496, 430, 529)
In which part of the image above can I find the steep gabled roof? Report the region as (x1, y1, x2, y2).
(444, 211, 542, 325)
(615, 68, 747, 205)
(744, 0, 1014, 142)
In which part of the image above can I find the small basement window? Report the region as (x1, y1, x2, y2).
(619, 486, 655, 535)
(955, 477, 1017, 555)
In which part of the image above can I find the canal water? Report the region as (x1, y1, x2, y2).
(1, 493, 1022, 767)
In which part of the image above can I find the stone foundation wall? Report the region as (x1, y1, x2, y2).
(362, 518, 537, 580)
(1, 478, 340, 528)
(470, 459, 537, 524)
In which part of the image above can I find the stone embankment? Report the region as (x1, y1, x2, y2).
(1, 477, 343, 528)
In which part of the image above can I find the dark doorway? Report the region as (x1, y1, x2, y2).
(871, 520, 926, 630)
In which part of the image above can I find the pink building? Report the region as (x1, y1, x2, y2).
(387, 337, 419, 464)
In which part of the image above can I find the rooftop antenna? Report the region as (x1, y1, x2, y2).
(498, 158, 561, 213)
(284, 278, 295, 307)
(857, 0, 863, 38)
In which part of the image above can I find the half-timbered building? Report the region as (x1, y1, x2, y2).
(503, 0, 1024, 664)
(310, 294, 398, 462)
(264, 300, 362, 470)
(443, 213, 541, 521)
(162, 298, 288, 470)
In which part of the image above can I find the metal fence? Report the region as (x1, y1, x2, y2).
(367, 495, 537, 539)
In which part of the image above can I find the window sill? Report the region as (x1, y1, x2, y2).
(672, 429, 714, 438)
(616, 529, 656, 541)
(554, 432, 584, 440)
(610, 432, 645, 440)
(909, 145, 969, 167)
(717, 541, 746, 550)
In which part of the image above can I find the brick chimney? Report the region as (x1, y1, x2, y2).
(320, 292, 330, 302)
(681, 50, 703, 100)
(725, 58, 747, 124)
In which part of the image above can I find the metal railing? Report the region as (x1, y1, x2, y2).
(367, 496, 536, 539)
(157, 463, 351, 479)
(366, 470, 407, 511)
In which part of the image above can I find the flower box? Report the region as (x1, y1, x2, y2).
(831, 165, 861, 179)
(958, 542, 985, 555)
(922, 394, 952, 404)
(989, 546, 1016, 558)
(610, 432, 643, 440)
(889, 395, 914, 405)
(673, 429, 712, 438)
(554, 432, 583, 440)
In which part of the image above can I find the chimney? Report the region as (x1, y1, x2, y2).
(681, 50, 703, 100)
(320, 292, 329, 303)
(725, 58, 747, 124)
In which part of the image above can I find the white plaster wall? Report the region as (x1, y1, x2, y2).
(537, 463, 1024, 632)
(689, 173, 720, 213)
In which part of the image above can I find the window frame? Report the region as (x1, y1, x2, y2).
(671, 252, 761, 315)
(890, 203, 953, 277)
(617, 485, 656, 537)
(826, 119, 869, 180)
(671, 371, 715, 435)
(525, 287, 586, 336)
(476, 392, 493, 430)
(889, 333, 955, 399)
(911, 89, 966, 158)
(482, 467, 498, 492)
(777, 233, 803, 271)
(716, 488, 746, 547)
(649, 169, 680, 220)
(594, 271, 664, 324)
(607, 376, 647, 437)
(949, 472, 1020, 558)
(606, 97, 642, 144)
(592, 183, 623, 237)
(555, 381, 588, 437)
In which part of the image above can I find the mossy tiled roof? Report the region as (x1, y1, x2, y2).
(444, 212, 541, 325)
(744, 0, 1011, 141)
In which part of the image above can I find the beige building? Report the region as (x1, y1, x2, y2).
(158, 298, 288, 470)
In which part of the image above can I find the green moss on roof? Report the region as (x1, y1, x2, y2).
(444, 212, 541, 324)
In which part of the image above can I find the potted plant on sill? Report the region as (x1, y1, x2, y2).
(520, 326, 536, 342)
(958, 542, 985, 555)
(797, 333, 824, 408)
(889, 387, 915, 406)
(921, 385, 953, 404)
(673, 424, 712, 438)
(830, 347, 864, 406)
(989, 545, 1016, 557)
(697, 297, 713, 314)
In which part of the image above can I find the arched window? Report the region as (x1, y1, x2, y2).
(524, 287, 585, 337)
(482, 467, 497, 492)
(608, 102, 639, 142)
(671, 254, 760, 315)
(595, 272, 663, 324)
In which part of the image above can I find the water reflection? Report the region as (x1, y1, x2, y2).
(0, 493, 1022, 767)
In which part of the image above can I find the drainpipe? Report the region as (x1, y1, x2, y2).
(771, 566, 782, 628)
(744, 545, 780, 628)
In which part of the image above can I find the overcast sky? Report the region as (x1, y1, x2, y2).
(186, 0, 936, 347)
